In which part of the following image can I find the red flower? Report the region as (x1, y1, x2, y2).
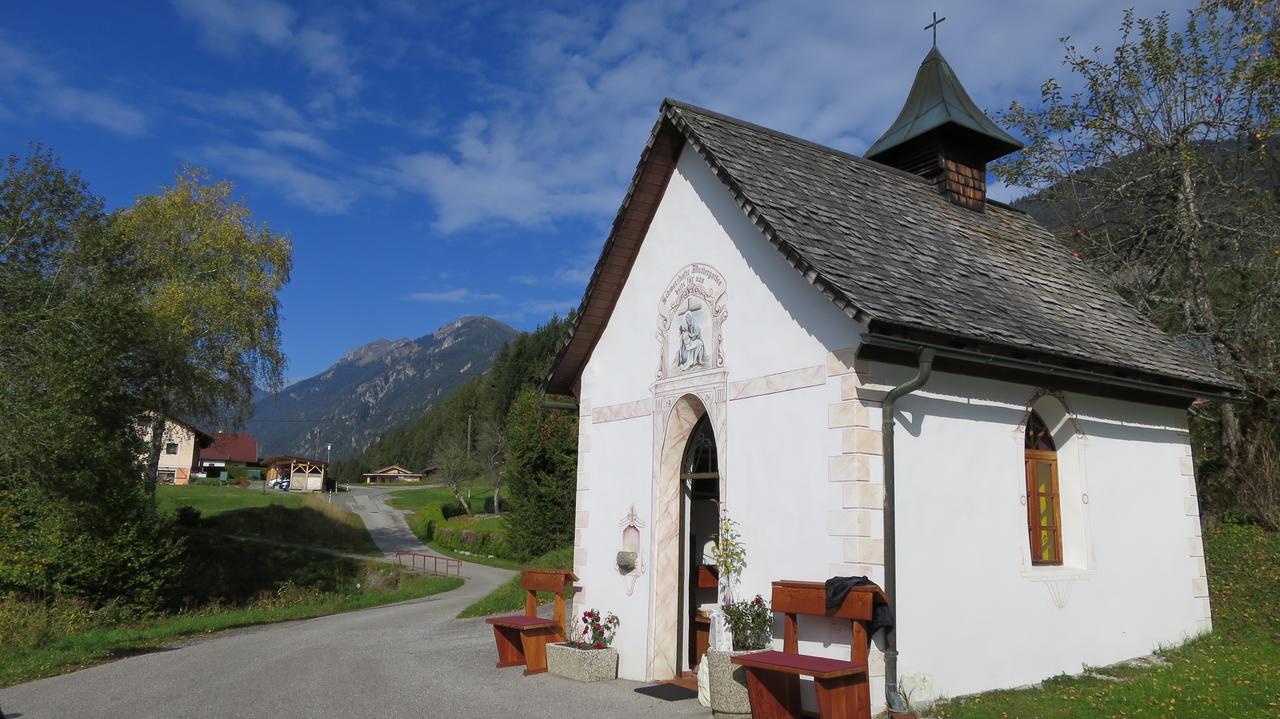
(594, 642, 604, 649)
(582, 626, 589, 634)
(753, 595, 763, 605)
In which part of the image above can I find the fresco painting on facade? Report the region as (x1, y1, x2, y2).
(672, 301, 709, 373)
(657, 263, 728, 382)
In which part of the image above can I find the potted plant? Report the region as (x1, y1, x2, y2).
(546, 609, 621, 682)
(702, 517, 771, 718)
(706, 594, 773, 717)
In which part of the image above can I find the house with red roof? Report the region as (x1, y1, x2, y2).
(198, 432, 259, 475)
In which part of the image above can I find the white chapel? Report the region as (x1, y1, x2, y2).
(545, 46, 1236, 713)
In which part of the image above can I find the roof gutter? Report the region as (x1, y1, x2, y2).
(881, 348, 935, 715)
(862, 333, 1241, 404)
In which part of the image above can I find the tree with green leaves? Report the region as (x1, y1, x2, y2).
(0, 147, 184, 610)
(502, 386, 577, 559)
(433, 432, 480, 514)
(997, 1, 1280, 524)
(112, 169, 292, 499)
(476, 415, 507, 514)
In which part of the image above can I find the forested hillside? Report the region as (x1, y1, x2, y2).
(249, 317, 517, 459)
(331, 314, 574, 480)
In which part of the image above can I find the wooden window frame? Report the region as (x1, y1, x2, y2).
(1024, 448, 1063, 566)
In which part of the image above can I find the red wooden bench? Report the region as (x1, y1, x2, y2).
(485, 569, 577, 676)
(731, 580, 889, 719)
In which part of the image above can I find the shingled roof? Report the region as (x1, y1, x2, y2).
(545, 99, 1238, 399)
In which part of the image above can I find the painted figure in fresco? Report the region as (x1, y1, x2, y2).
(675, 311, 707, 371)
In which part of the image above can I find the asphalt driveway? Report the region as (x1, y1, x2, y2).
(0, 487, 706, 719)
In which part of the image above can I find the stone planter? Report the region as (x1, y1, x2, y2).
(706, 648, 757, 718)
(546, 643, 619, 682)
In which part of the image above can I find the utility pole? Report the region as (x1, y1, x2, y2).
(325, 442, 333, 502)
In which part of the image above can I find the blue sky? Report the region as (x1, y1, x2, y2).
(0, 0, 1195, 383)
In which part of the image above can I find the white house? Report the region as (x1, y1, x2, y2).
(545, 48, 1237, 714)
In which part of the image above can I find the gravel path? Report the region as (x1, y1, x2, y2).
(0, 487, 706, 719)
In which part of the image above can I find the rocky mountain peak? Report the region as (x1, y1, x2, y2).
(250, 316, 519, 459)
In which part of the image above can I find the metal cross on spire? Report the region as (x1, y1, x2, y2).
(924, 11, 946, 47)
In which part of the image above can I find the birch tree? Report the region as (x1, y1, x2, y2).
(113, 169, 292, 499)
(996, 1, 1280, 522)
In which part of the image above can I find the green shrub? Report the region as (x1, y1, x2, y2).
(174, 506, 202, 528)
(191, 476, 223, 486)
(0, 485, 185, 613)
(441, 502, 468, 520)
(502, 387, 577, 559)
(430, 526, 516, 560)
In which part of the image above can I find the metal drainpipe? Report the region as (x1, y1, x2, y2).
(882, 348, 935, 714)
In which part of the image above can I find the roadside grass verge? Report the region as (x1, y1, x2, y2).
(0, 562, 461, 687)
(457, 546, 574, 619)
(158, 485, 379, 555)
(424, 542, 525, 571)
(929, 523, 1280, 719)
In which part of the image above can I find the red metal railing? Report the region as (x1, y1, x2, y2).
(395, 550, 462, 577)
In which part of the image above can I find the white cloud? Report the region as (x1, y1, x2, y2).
(407, 288, 505, 303)
(507, 259, 594, 287)
(494, 297, 581, 323)
(171, 0, 360, 95)
(179, 89, 307, 129)
(257, 129, 334, 157)
(170, 0, 295, 51)
(391, 0, 1199, 233)
(295, 26, 360, 98)
(0, 38, 148, 135)
(196, 144, 355, 214)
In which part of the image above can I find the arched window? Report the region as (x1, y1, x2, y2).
(1025, 411, 1063, 565)
(681, 415, 718, 500)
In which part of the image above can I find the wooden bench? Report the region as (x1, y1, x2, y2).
(485, 569, 577, 676)
(731, 579, 889, 719)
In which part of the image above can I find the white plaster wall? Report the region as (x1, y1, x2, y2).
(575, 142, 858, 681)
(574, 415, 655, 680)
(579, 141, 858, 408)
(887, 367, 1206, 704)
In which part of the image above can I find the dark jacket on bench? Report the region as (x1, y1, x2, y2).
(825, 576, 894, 638)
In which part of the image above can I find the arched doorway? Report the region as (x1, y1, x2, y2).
(680, 414, 720, 673)
(648, 393, 722, 680)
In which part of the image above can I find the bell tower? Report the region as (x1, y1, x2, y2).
(865, 45, 1022, 211)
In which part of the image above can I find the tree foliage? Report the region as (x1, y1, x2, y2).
(0, 148, 292, 610)
(998, 1, 1280, 524)
(0, 147, 184, 609)
(112, 168, 291, 497)
(432, 432, 480, 514)
(501, 386, 578, 560)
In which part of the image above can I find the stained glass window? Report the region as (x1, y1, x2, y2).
(1024, 410, 1063, 565)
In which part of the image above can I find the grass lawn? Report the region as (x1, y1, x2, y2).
(158, 485, 379, 555)
(387, 486, 515, 567)
(930, 523, 1280, 719)
(0, 548, 461, 687)
(157, 484, 305, 516)
(456, 546, 575, 619)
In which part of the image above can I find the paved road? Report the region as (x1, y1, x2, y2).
(0, 487, 706, 719)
